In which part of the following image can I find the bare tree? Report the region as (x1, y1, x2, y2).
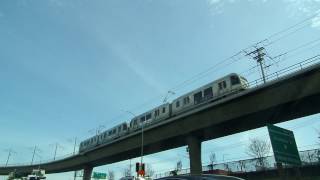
(210, 152, 216, 165)
(238, 160, 247, 172)
(107, 170, 115, 180)
(146, 163, 155, 177)
(246, 138, 271, 170)
(208, 152, 216, 170)
(170, 160, 182, 176)
(176, 160, 182, 172)
(123, 167, 131, 177)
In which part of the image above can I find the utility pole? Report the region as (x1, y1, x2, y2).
(5, 149, 16, 167)
(54, 143, 58, 160)
(31, 146, 37, 165)
(73, 137, 77, 155)
(247, 47, 267, 83)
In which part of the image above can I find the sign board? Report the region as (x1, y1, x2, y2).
(267, 124, 301, 166)
(93, 172, 106, 179)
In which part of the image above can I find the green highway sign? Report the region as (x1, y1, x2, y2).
(267, 124, 301, 166)
(93, 172, 106, 179)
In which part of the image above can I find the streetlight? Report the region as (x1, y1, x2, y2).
(67, 137, 78, 155)
(163, 91, 175, 103)
(88, 125, 105, 136)
(123, 110, 145, 171)
(140, 118, 144, 166)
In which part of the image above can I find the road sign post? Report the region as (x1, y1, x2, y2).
(267, 124, 301, 166)
(268, 124, 301, 180)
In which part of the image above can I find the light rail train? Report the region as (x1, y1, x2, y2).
(79, 73, 249, 153)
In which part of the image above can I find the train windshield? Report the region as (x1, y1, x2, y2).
(230, 75, 240, 85)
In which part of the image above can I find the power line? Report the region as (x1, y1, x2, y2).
(264, 9, 320, 46)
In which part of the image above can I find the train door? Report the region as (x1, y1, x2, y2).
(194, 91, 202, 105)
(218, 80, 227, 96)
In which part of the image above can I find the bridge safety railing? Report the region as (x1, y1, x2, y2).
(154, 148, 320, 178)
(246, 54, 320, 88)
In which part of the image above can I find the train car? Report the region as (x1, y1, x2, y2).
(99, 122, 129, 144)
(79, 73, 248, 154)
(129, 103, 170, 131)
(79, 135, 99, 153)
(79, 122, 129, 153)
(171, 73, 248, 115)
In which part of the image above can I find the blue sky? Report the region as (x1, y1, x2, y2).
(1, 0, 320, 179)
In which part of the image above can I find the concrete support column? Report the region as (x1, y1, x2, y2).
(83, 165, 93, 180)
(186, 136, 202, 175)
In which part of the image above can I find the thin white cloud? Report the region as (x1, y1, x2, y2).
(311, 15, 320, 28)
(207, 0, 222, 5)
(283, 0, 320, 29)
(124, 56, 166, 94)
(49, 0, 64, 7)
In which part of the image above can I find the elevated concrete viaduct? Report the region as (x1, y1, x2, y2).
(1, 63, 320, 179)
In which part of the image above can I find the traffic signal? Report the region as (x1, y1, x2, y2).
(136, 162, 140, 172)
(141, 163, 145, 171)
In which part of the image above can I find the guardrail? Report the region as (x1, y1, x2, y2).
(247, 54, 320, 87)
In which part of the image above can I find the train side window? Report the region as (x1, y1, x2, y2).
(204, 87, 213, 99)
(176, 101, 180, 108)
(230, 75, 240, 85)
(183, 96, 190, 105)
(218, 82, 223, 90)
(146, 113, 151, 120)
(162, 107, 166, 113)
(155, 109, 159, 116)
(140, 116, 145, 122)
(223, 81, 227, 88)
(194, 91, 202, 104)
